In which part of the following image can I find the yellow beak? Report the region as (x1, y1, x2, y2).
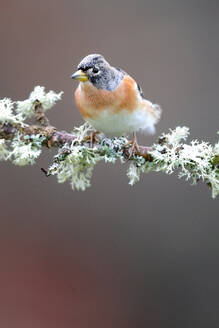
(71, 69, 88, 82)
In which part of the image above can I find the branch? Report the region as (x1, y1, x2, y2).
(0, 121, 152, 159)
(0, 86, 218, 198)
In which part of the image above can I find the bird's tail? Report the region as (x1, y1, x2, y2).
(143, 99, 162, 124)
(152, 103, 162, 123)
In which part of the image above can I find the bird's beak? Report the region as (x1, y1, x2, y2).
(71, 69, 88, 82)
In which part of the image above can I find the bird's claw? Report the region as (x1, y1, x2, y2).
(89, 131, 100, 148)
(123, 134, 140, 159)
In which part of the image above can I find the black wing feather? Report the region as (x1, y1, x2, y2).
(137, 83, 145, 99)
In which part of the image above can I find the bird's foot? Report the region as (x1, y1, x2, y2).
(124, 133, 140, 159)
(89, 131, 100, 148)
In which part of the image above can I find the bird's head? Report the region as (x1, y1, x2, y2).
(71, 54, 124, 91)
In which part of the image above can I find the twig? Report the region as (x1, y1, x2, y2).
(34, 100, 50, 126)
(0, 87, 217, 196)
(0, 121, 152, 158)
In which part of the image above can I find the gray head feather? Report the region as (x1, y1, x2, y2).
(77, 54, 124, 91)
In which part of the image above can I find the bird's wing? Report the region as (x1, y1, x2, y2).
(116, 67, 145, 99)
(137, 83, 145, 99)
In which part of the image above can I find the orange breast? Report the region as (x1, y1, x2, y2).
(74, 75, 139, 119)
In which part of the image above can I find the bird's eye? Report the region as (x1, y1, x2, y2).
(92, 67, 99, 74)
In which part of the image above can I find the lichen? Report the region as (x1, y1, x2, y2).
(8, 134, 44, 166)
(0, 87, 218, 198)
(127, 163, 141, 185)
(47, 126, 127, 190)
(126, 127, 219, 198)
(0, 98, 19, 123)
(16, 86, 63, 120)
(0, 139, 9, 160)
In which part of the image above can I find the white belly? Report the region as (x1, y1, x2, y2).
(86, 107, 156, 136)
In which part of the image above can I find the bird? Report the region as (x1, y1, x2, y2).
(71, 54, 161, 153)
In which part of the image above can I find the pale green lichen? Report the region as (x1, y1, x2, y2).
(126, 127, 219, 198)
(16, 86, 63, 120)
(127, 163, 141, 185)
(0, 139, 9, 160)
(0, 88, 218, 198)
(54, 147, 97, 191)
(0, 98, 20, 123)
(72, 121, 94, 142)
(47, 126, 127, 190)
(0, 87, 62, 165)
(8, 134, 43, 166)
(166, 126, 190, 145)
(214, 141, 219, 155)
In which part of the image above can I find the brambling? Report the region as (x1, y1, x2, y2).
(71, 54, 161, 151)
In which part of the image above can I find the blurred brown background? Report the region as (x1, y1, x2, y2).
(0, 0, 219, 327)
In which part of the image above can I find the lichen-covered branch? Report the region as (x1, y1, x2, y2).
(0, 86, 218, 198)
